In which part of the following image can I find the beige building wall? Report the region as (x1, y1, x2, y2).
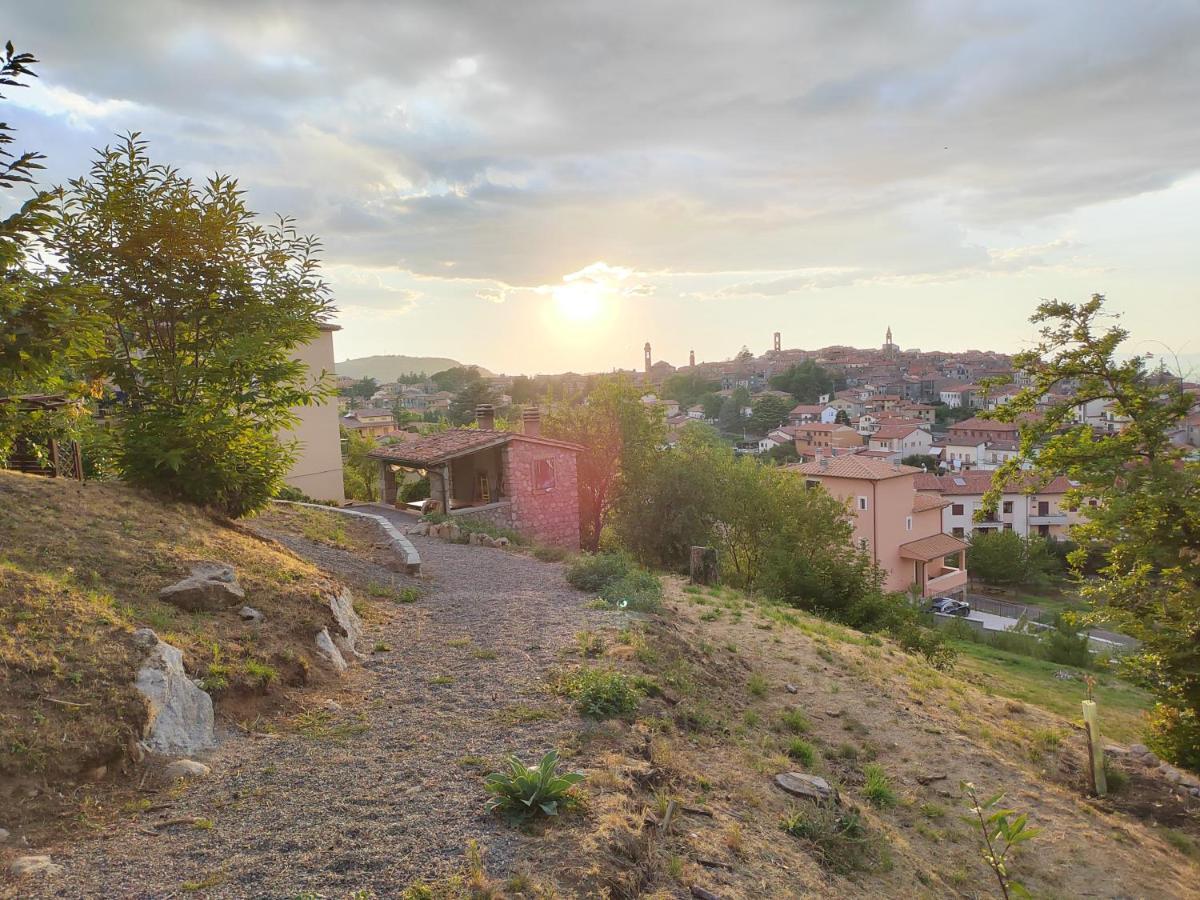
(281, 324, 344, 502)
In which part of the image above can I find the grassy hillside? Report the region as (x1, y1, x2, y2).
(335, 354, 488, 381)
(0, 472, 365, 807)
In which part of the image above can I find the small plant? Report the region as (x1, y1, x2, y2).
(374, 641, 392, 653)
(861, 763, 897, 808)
(430, 675, 454, 685)
(555, 667, 642, 719)
(244, 659, 277, 688)
(962, 781, 1040, 899)
(747, 673, 768, 697)
(576, 630, 605, 658)
(786, 738, 817, 767)
(780, 805, 880, 874)
(532, 543, 570, 562)
(779, 709, 811, 734)
(397, 587, 421, 604)
(484, 749, 585, 820)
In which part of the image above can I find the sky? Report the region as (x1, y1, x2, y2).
(4, 1, 1199, 376)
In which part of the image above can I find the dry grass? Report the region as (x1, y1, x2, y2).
(0, 472, 355, 815)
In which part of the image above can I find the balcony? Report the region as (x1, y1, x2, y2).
(925, 566, 968, 598)
(1028, 513, 1068, 525)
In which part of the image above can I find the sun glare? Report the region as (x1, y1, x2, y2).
(553, 281, 603, 322)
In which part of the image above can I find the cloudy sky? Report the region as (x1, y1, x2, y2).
(5, 1, 1199, 375)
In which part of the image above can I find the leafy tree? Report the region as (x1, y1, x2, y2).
(447, 371, 494, 425)
(834, 408, 851, 426)
(984, 295, 1199, 768)
(735, 345, 753, 362)
(770, 360, 833, 403)
(901, 453, 940, 471)
(660, 371, 719, 409)
(51, 135, 333, 517)
(700, 392, 724, 420)
(748, 394, 793, 435)
(718, 387, 750, 433)
(431, 365, 482, 393)
(966, 530, 1061, 588)
(510, 375, 537, 404)
(341, 376, 378, 401)
(341, 427, 378, 501)
(0, 42, 102, 458)
(544, 377, 665, 551)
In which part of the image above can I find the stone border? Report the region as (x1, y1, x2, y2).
(270, 500, 421, 575)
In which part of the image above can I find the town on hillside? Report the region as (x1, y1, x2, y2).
(3, 9, 1200, 899)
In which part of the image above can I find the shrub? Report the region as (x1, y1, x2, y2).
(861, 763, 897, 808)
(533, 544, 570, 562)
(556, 667, 643, 719)
(565, 552, 661, 611)
(484, 750, 584, 820)
(1145, 704, 1200, 773)
(779, 805, 883, 874)
(245, 659, 278, 688)
(454, 516, 527, 546)
(747, 673, 768, 697)
(779, 709, 812, 734)
(786, 738, 817, 767)
(566, 552, 636, 593)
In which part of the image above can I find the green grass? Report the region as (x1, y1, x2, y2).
(950, 641, 1151, 743)
(861, 763, 897, 808)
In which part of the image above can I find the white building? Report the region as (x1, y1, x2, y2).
(279, 323, 345, 502)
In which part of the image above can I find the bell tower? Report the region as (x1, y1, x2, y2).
(644, 342, 652, 375)
(689, 349, 695, 368)
(773, 331, 781, 352)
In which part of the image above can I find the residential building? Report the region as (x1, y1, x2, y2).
(793, 423, 864, 455)
(788, 403, 837, 425)
(914, 471, 1079, 540)
(947, 417, 1021, 444)
(340, 408, 397, 439)
(279, 323, 344, 502)
(370, 407, 582, 548)
(868, 425, 933, 459)
(785, 456, 967, 597)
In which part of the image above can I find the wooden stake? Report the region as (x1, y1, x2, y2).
(1082, 699, 1107, 797)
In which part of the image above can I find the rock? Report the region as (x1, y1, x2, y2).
(1139, 752, 1160, 768)
(0, 827, 9, 843)
(10, 856, 63, 878)
(133, 630, 216, 756)
(410, 522, 429, 536)
(479, 535, 496, 548)
(785, 683, 798, 694)
(159, 562, 245, 612)
(774, 772, 839, 805)
(239, 605, 263, 622)
(691, 888, 721, 900)
(446, 523, 462, 541)
(327, 588, 364, 658)
(1159, 764, 1184, 785)
(1129, 743, 1151, 756)
(1052, 670, 1074, 681)
(81, 764, 107, 782)
(164, 759, 211, 780)
(323, 699, 343, 712)
(315, 627, 348, 672)
(494, 537, 509, 548)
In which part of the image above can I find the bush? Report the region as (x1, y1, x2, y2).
(967, 530, 1064, 588)
(861, 763, 897, 808)
(453, 516, 528, 546)
(779, 805, 884, 874)
(555, 667, 643, 719)
(484, 750, 584, 820)
(533, 544, 570, 562)
(565, 552, 661, 611)
(1145, 704, 1200, 773)
(786, 738, 817, 766)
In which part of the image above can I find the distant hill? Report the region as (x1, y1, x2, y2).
(335, 355, 490, 381)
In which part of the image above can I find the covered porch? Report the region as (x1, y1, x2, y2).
(899, 532, 969, 599)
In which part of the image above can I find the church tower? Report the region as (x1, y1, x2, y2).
(689, 349, 695, 368)
(773, 331, 781, 352)
(644, 342, 652, 375)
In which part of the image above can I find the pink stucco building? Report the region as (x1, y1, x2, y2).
(369, 407, 582, 548)
(786, 456, 968, 598)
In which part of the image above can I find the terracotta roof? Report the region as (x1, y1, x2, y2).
(899, 533, 969, 561)
(871, 424, 929, 440)
(368, 429, 581, 468)
(913, 472, 1074, 496)
(947, 417, 1020, 432)
(343, 408, 394, 419)
(789, 404, 827, 416)
(912, 493, 951, 513)
(785, 457, 920, 481)
(793, 423, 855, 433)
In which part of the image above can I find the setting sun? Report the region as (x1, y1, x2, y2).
(552, 280, 604, 322)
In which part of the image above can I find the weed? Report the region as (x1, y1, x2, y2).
(193, 817, 214, 830)
(780, 805, 884, 874)
(779, 709, 811, 734)
(374, 641, 392, 653)
(457, 755, 491, 771)
(289, 708, 369, 741)
(484, 750, 584, 820)
(532, 544, 570, 562)
(471, 648, 499, 660)
(554, 667, 642, 719)
(747, 673, 768, 697)
(396, 587, 421, 604)
(919, 801, 947, 819)
(1163, 828, 1199, 859)
(861, 763, 897, 808)
(576, 630, 605, 658)
(724, 822, 744, 855)
(786, 738, 817, 767)
(447, 637, 472, 648)
(666, 855, 684, 880)
(244, 659, 277, 688)
(495, 704, 561, 724)
(181, 871, 227, 892)
(430, 675, 454, 685)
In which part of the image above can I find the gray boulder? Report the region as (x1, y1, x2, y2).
(239, 605, 263, 623)
(774, 772, 839, 806)
(314, 627, 348, 672)
(133, 629, 216, 756)
(159, 562, 245, 612)
(327, 588, 364, 658)
(164, 759, 211, 780)
(10, 855, 63, 878)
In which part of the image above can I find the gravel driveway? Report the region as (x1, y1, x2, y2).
(17, 522, 616, 899)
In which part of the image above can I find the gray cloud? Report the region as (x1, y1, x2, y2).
(6, 0, 1200, 286)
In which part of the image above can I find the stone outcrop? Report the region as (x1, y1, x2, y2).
(774, 772, 839, 805)
(158, 562, 245, 612)
(133, 629, 216, 756)
(164, 759, 211, 780)
(10, 856, 64, 878)
(327, 588, 364, 659)
(314, 627, 347, 672)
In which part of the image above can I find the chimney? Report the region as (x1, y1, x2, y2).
(475, 404, 495, 430)
(521, 407, 541, 438)
(819, 456, 829, 470)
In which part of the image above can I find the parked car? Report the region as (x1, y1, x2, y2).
(930, 596, 970, 617)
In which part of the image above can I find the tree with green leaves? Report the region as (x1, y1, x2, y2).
(984, 295, 1199, 768)
(0, 42, 102, 459)
(51, 134, 334, 517)
(770, 360, 834, 403)
(544, 377, 665, 551)
(834, 408, 851, 426)
(341, 376, 378, 401)
(341, 427, 379, 501)
(447, 371, 495, 425)
(699, 392, 723, 420)
(718, 387, 750, 433)
(660, 371, 719, 409)
(966, 530, 1062, 589)
(748, 394, 793, 435)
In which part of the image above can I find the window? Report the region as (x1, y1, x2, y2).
(857, 496, 868, 511)
(531, 459, 555, 492)
(1002, 500, 1013, 514)
(951, 503, 964, 516)
(905, 516, 913, 532)
(952, 527, 965, 537)
(805, 479, 820, 490)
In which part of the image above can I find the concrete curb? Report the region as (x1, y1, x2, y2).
(270, 500, 421, 575)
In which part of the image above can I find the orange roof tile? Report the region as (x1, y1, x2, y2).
(785, 457, 920, 481)
(899, 533, 969, 561)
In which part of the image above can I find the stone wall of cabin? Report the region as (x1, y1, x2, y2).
(503, 440, 581, 549)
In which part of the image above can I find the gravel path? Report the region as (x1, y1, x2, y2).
(20, 520, 617, 899)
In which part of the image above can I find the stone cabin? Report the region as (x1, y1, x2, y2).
(368, 406, 582, 548)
